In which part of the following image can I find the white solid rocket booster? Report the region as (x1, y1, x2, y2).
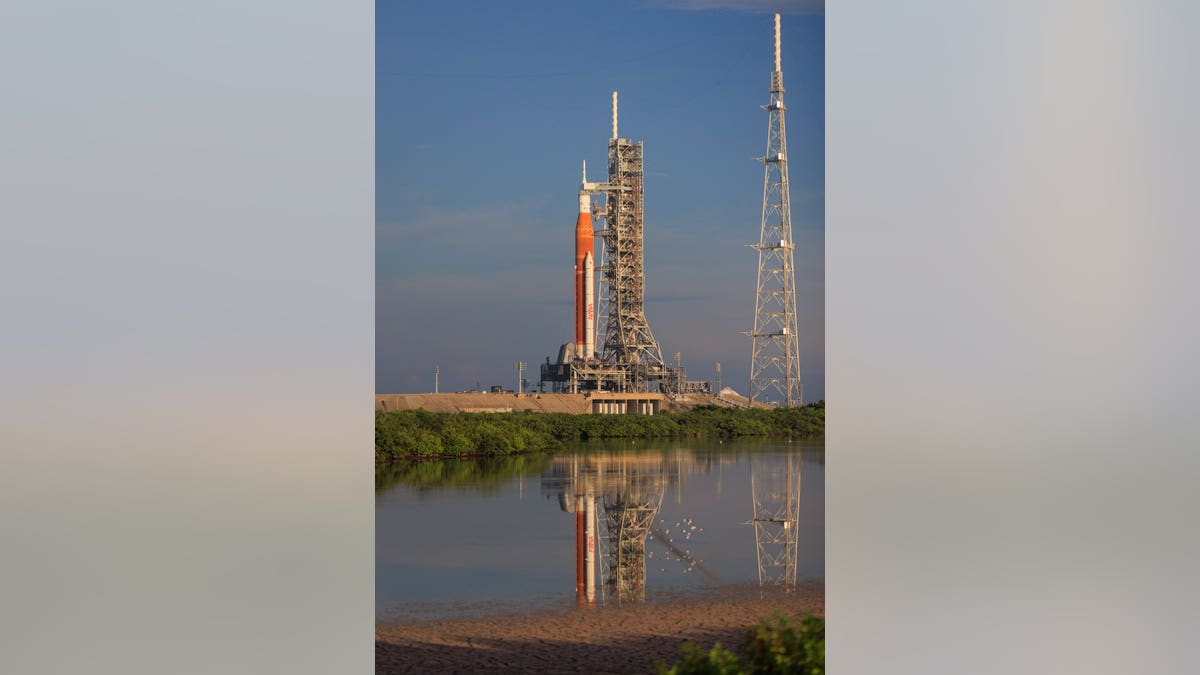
(583, 251, 595, 359)
(585, 492, 596, 602)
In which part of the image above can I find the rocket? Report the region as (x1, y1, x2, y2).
(575, 162, 595, 359)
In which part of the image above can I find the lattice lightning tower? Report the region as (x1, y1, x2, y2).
(749, 13, 802, 407)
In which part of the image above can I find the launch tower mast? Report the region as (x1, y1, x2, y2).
(598, 92, 668, 390)
(748, 14, 802, 406)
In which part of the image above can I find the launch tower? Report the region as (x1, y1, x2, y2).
(748, 14, 802, 407)
(543, 93, 682, 395)
(597, 92, 670, 387)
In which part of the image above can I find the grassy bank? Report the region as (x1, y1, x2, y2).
(376, 402, 823, 461)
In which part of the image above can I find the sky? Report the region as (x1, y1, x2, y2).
(377, 0, 824, 400)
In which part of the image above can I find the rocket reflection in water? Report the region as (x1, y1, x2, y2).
(543, 453, 678, 604)
(540, 449, 808, 607)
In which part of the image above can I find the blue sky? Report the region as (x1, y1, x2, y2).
(378, 0, 824, 400)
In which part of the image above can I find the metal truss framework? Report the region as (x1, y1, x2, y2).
(750, 453, 802, 587)
(595, 137, 671, 393)
(749, 30, 802, 407)
(541, 94, 685, 396)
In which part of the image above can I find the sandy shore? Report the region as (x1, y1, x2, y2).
(376, 583, 823, 674)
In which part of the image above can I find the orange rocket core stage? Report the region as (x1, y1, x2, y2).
(574, 197, 594, 352)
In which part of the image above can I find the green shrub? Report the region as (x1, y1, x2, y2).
(657, 643, 742, 675)
(440, 428, 474, 455)
(471, 422, 514, 455)
(741, 614, 824, 675)
(409, 429, 445, 457)
(656, 614, 824, 675)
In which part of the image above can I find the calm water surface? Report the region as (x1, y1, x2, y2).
(376, 438, 823, 620)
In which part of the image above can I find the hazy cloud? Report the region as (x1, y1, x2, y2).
(377, 198, 551, 242)
(644, 0, 824, 14)
(376, 196, 565, 282)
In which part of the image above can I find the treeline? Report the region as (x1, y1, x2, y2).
(376, 402, 824, 461)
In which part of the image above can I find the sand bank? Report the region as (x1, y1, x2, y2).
(376, 582, 823, 674)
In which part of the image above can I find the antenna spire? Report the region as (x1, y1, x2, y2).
(611, 91, 618, 139)
(774, 13, 781, 72)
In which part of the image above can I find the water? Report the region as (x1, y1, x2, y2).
(376, 438, 823, 621)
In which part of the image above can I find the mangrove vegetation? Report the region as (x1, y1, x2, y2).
(376, 402, 824, 461)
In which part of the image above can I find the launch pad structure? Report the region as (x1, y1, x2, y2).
(541, 92, 689, 396)
(543, 13, 806, 404)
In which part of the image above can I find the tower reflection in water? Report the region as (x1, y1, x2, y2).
(542, 452, 680, 606)
(542, 449, 805, 607)
(749, 453, 802, 588)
